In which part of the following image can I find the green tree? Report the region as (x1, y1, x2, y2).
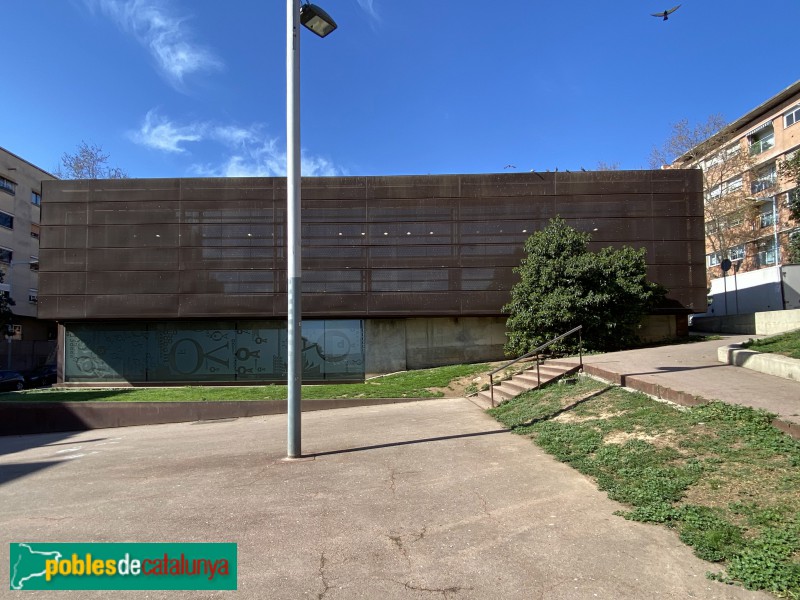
(503, 218, 666, 355)
(780, 152, 800, 263)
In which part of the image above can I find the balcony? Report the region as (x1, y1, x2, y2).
(751, 175, 776, 195)
(749, 135, 775, 156)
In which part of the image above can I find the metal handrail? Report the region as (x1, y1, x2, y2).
(489, 325, 583, 408)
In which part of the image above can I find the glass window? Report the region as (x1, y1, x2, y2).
(0, 176, 16, 195)
(707, 252, 721, 267)
(28, 289, 38, 304)
(785, 104, 800, 128)
(0, 211, 13, 230)
(729, 245, 745, 261)
(0, 248, 12, 263)
(29, 257, 39, 271)
(751, 164, 776, 194)
(756, 238, 777, 266)
(748, 125, 775, 156)
(31, 191, 41, 206)
(758, 201, 776, 228)
(30, 224, 40, 240)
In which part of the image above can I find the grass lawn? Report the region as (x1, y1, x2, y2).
(742, 330, 800, 360)
(489, 376, 800, 598)
(4, 363, 491, 403)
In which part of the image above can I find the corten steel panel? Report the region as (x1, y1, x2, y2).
(43, 203, 89, 226)
(39, 172, 706, 321)
(87, 271, 179, 295)
(180, 247, 277, 271)
(180, 270, 277, 294)
(88, 247, 179, 271)
(177, 294, 278, 318)
(38, 249, 87, 271)
(88, 201, 180, 225)
(86, 295, 182, 318)
(39, 272, 87, 296)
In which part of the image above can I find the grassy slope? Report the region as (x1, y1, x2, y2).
(489, 376, 800, 598)
(742, 330, 800, 360)
(4, 363, 490, 403)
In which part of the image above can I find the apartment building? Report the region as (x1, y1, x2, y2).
(671, 81, 800, 282)
(0, 146, 57, 356)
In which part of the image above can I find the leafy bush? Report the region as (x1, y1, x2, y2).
(503, 217, 666, 354)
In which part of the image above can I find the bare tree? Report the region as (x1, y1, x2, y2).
(55, 141, 128, 179)
(595, 161, 621, 171)
(651, 115, 776, 272)
(779, 151, 800, 263)
(648, 114, 728, 169)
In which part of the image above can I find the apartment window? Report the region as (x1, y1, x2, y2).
(751, 164, 776, 194)
(727, 211, 744, 228)
(0, 248, 12, 264)
(28, 289, 37, 304)
(756, 238, 777, 266)
(748, 125, 775, 156)
(789, 188, 799, 211)
(707, 252, 721, 267)
(758, 199, 776, 228)
(0, 211, 13, 230)
(724, 176, 743, 193)
(0, 176, 16, 196)
(30, 224, 40, 240)
(785, 104, 800, 128)
(31, 191, 41, 206)
(29, 257, 39, 271)
(729, 245, 746, 261)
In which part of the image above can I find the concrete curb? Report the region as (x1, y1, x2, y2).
(581, 363, 800, 441)
(0, 397, 442, 436)
(717, 344, 800, 383)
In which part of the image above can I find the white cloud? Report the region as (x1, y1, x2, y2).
(85, 0, 223, 89)
(190, 140, 342, 179)
(355, 0, 380, 21)
(130, 110, 344, 177)
(130, 109, 204, 152)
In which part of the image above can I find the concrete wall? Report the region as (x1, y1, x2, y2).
(364, 317, 507, 377)
(692, 308, 800, 335)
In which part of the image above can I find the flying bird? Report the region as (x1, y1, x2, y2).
(504, 164, 516, 169)
(652, 4, 680, 20)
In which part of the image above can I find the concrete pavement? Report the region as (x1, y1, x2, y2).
(556, 334, 800, 437)
(0, 398, 769, 599)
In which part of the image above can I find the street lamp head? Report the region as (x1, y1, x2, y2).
(300, 3, 337, 38)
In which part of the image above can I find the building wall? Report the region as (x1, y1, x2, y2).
(40, 172, 707, 321)
(671, 82, 800, 284)
(0, 147, 55, 324)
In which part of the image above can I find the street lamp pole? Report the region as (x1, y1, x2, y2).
(286, 1, 337, 459)
(286, 0, 302, 458)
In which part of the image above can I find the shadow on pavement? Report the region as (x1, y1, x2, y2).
(310, 428, 510, 458)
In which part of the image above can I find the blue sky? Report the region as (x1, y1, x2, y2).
(4, 1, 800, 178)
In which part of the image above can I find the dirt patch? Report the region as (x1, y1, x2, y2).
(554, 409, 626, 424)
(603, 429, 680, 449)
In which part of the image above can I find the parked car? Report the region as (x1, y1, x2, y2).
(0, 370, 26, 392)
(22, 365, 57, 389)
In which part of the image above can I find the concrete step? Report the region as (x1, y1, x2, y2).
(476, 360, 583, 408)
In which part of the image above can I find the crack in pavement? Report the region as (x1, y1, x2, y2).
(387, 526, 427, 565)
(392, 579, 472, 599)
(385, 468, 419, 498)
(317, 551, 330, 600)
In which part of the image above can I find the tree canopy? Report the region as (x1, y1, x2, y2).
(503, 218, 666, 355)
(55, 141, 127, 180)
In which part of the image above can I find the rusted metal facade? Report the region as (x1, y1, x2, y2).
(40, 171, 706, 320)
(39, 171, 705, 384)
